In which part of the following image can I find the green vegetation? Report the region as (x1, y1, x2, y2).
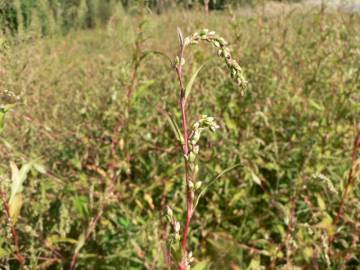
(1, 1, 360, 269)
(0, 0, 303, 35)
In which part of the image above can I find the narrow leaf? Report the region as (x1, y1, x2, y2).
(74, 232, 86, 254)
(192, 260, 209, 270)
(185, 65, 204, 100)
(33, 162, 47, 174)
(0, 248, 9, 259)
(165, 111, 183, 143)
(9, 162, 20, 204)
(9, 194, 23, 223)
(194, 163, 241, 208)
(0, 104, 14, 133)
(251, 171, 262, 186)
(9, 162, 32, 204)
(47, 235, 78, 244)
(140, 50, 172, 66)
(177, 27, 184, 46)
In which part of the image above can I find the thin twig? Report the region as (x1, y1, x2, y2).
(69, 209, 104, 270)
(330, 127, 360, 244)
(0, 188, 26, 268)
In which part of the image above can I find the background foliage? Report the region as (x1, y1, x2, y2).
(0, 0, 360, 269)
(0, 0, 303, 35)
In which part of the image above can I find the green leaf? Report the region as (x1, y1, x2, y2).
(177, 27, 184, 46)
(194, 163, 241, 208)
(73, 196, 89, 217)
(192, 260, 209, 270)
(8, 162, 32, 223)
(309, 100, 324, 112)
(0, 111, 5, 133)
(33, 162, 47, 174)
(170, 243, 182, 263)
(185, 65, 204, 100)
(224, 112, 237, 131)
(74, 232, 86, 254)
(165, 111, 183, 143)
(0, 248, 9, 259)
(9, 194, 23, 223)
(9, 162, 32, 205)
(133, 80, 155, 99)
(251, 171, 262, 186)
(229, 190, 246, 206)
(0, 138, 14, 150)
(247, 256, 262, 270)
(47, 235, 78, 244)
(0, 104, 14, 133)
(315, 193, 326, 211)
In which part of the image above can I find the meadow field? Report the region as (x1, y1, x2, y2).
(0, 1, 360, 269)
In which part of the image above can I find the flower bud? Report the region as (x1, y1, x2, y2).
(213, 40, 221, 48)
(218, 37, 228, 46)
(231, 68, 237, 78)
(194, 164, 199, 176)
(166, 206, 173, 217)
(188, 180, 194, 189)
(180, 57, 186, 66)
(189, 152, 196, 163)
(200, 29, 209, 35)
(195, 181, 202, 190)
(175, 56, 180, 65)
(192, 130, 201, 144)
(223, 48, 231, 59)
(207, 117, 215, 122)
(174, 221, 180, 233)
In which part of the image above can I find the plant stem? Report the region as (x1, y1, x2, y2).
(175, 42, 193, 269)
(0, 189, 25, 268)
(69, 209, 103, 270)
(330, 128, 360, 243)
(110, 23, 142, 179)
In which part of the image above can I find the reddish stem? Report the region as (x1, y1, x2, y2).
(110, 30, 142, 178)
(0, 189, 25, 268)
(69, 209, 103, 270)
(175, 41, 194, 269)
(330, 129, 360, 243)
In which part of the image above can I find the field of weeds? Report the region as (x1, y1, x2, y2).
(0, 2, 360, 269)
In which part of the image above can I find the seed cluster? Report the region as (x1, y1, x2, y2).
(185, 115, 220, 191)
(172, 29, 246, 269)
(165, 206, 181, 242)
(184, 29, 248, 89)
(1, 89, 21, 102)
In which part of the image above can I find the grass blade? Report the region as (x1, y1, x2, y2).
(164, 111, 184, 143)
(194, 163, 241, 209)
(185, 65, 204, 100)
